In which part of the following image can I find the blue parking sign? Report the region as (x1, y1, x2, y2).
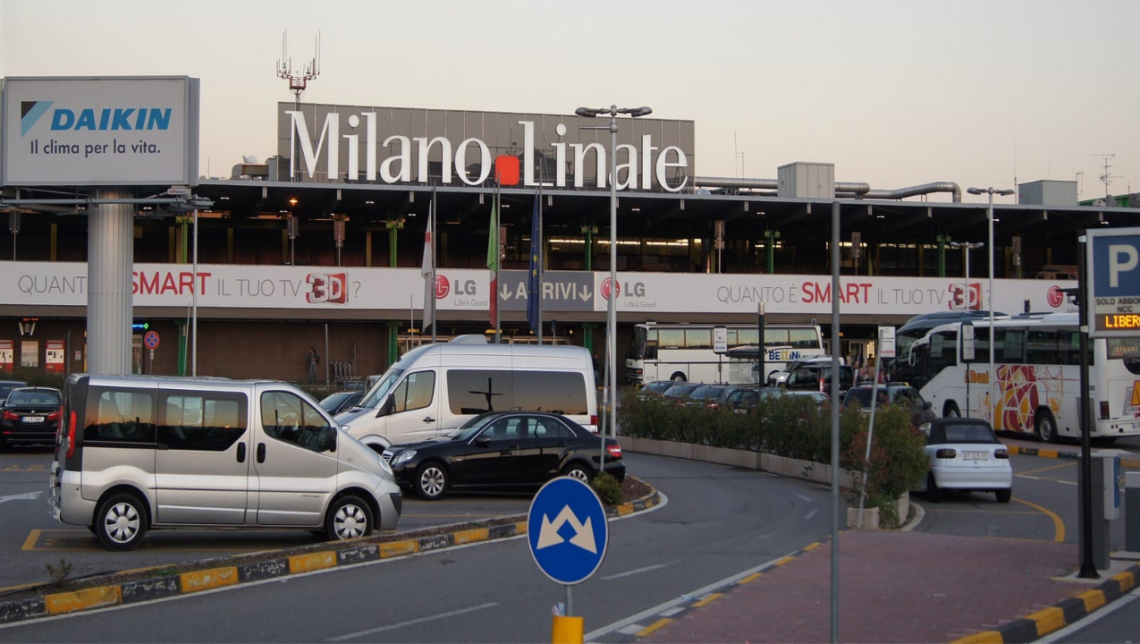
(527, 477, 608, 585)
(1087, 227, 1140, 338)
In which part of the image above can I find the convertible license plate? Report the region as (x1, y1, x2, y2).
(963, 451, 988, 460)
(23, 416, 45, 424)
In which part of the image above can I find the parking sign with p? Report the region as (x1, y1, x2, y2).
(1087, 227, 1140, 338)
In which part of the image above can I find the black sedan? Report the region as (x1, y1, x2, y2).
(383, 411, 626, 500)
(319, 390, 364, 416)
(0, 386, 62, 450)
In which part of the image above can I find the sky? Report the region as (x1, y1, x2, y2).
(2, 0, 1137, 204)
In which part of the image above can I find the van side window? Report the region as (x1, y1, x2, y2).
(160, 391, 247, 451)
(260, 391, 331, 453)
(391, 371, 436, 413)
(84, 389, 156, 445)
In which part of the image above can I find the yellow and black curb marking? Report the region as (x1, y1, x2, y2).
(1007, 445, 1140, 470)
(0, 488, 660, 626)
(608, 540, 823, 642)
(952, 565, 1139, 644)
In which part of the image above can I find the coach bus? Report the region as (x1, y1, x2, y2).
(905, 312, 1140, 442)
(625, 322, 825, 384)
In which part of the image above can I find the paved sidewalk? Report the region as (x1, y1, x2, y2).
(632, 531, 1088, 644)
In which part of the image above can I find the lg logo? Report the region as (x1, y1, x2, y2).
(601, 278, 621, 301)
(435, 275, 450, 299)
(1047, 285, 1064, 308)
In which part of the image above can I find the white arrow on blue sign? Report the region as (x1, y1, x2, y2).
(527, 477, 608, 585)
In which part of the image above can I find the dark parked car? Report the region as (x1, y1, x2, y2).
(0, 380, 28, 403)
(723, 387, 785, 414)
(842, 384, 936, 427)
(383, 411, 625, 500)
(781, 363, 855, 399)
(684, 384, 732, 408)
(319, 390, 364, 416)
(636, 380, 677, 401)
(0, 386, 62, 450)
(660, 383, 703, 405)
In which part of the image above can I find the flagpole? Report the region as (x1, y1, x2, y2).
(431, 187, 437, 345)
(537, 184, 544, 345)
(494, 182, 501, 344)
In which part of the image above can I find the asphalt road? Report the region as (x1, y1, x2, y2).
(0, 452, 836, 643)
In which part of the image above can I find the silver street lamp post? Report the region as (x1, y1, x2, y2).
(575, 104, 652, 474)
(966, 186, 1014, 423)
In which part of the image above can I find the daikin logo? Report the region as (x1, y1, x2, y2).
(20, 101, 172, 136)
(287, 110, 690, 193)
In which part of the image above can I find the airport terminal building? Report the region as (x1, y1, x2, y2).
(1, 89, 1135, 383)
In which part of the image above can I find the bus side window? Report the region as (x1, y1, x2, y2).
(1027, 330, 1058, 365)
(645, 329, 659, 360)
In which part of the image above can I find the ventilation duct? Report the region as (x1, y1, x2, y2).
(695, 177, 961, 202)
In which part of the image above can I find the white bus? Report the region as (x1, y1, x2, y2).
(625, 322, 825, 384)
(906, 312, 1140, 442)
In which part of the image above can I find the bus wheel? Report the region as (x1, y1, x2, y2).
(1035, 409, 1058, 443)
(944, 402, 961, 418)
(670, 373, 687, 382)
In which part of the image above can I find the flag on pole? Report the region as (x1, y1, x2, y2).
(527, 192, 541, 335)
(487, 191, 499, 328)
(421, 201, 435, 331)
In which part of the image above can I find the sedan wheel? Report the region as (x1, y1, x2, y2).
(326, 495, 374, 541)
(995, 489, 1012, 504)
(926, 473, 943, 503)
(415, 462, 448, 500)
(563, 463, 592, 483)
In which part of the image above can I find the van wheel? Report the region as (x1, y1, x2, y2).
(995, 489, 1012, 504)
(415, 462, 449, 500)
(944, 402, 960, 418)
(563, 463, 592, 483)
(325, 495, 374, 541)
(1035, 409, 1058, 443)
(926, 473, 943, 503)
(95, 493, 147, 551)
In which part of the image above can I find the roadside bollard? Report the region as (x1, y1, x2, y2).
(552, 616, 584, 644)
(1127, 471, 1140, 553)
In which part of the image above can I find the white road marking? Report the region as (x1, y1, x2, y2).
(327, 602, 498, 641)
(804, 508, 818, 520)
(1017, 475, 1078, 486)
(600, 563, 668, 581)
(0, 491, 42, 504)
(794, 493, 813, 503)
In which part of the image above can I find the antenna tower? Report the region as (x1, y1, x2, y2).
(734, 131, 744, 180)
(1091, 152, 1117, 199)
(277, 31, 321, 182)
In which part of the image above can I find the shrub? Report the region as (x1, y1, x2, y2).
(591, 472, 622, 506)
(841, 405, 929, 524)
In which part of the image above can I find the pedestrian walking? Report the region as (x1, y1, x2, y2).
(308, 347, 320, 383)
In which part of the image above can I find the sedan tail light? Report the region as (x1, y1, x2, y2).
(935, 448, 957, 459)
(994, 448, 1009, 459)
(47, 410, 62, 421)
(606, 443, 622, 459)
(1, 410, 17, 422)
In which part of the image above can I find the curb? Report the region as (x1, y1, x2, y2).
(1007, 445, 1140, 470)
(950, 565, 1139, 644)
(0, 487, 660, 626)
(601, 541, 826, 642)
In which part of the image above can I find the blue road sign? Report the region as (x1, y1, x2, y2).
(527, 477, 608, 585)
(1087, 227, 1140, 338)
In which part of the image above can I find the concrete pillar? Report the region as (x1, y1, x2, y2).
(87, 188, 134, 375)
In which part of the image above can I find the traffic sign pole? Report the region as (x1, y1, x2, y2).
(1078, 235, 1097, 579)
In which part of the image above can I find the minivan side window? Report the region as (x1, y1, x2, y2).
(83, 388, 156, 445)
(260, 391, 332, 453)
(160, 391, 247, 451)
(446, 370, 588, 416)
(391, 371, 436, 413)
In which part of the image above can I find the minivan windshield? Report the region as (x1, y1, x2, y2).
(359, 368, 405, 409)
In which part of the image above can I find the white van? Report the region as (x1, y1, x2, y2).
(49, 374, 402, 550)
(336, 338, 598, 451)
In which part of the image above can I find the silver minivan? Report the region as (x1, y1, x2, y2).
(49, 374, 402, 550)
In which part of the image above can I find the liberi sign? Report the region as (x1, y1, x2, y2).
(280, 104, 694, 192)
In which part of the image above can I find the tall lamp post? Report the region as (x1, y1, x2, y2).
(967, 186, 1014, 422)
(575, 104, 652, 461)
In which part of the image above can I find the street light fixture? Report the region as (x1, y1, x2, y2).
(967, 186, 1015, 423)
(575, 104, 652, 468)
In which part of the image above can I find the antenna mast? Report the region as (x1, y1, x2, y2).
(734, 131, 744, 179)
(1091, 152, 1117, 199)
(277, 31, 321, 182)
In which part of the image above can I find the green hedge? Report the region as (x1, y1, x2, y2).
(618, 390, 928, 511)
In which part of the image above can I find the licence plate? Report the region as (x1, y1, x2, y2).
(963, 451, 988, 460)
(23, 416, 44, 423)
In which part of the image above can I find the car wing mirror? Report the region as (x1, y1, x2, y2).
(475, 436, 491, 448)
(923, 401, 933, 410)
(321, 426, 337, 452)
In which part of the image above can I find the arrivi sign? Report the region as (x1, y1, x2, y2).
(1, 262, 1079, 317)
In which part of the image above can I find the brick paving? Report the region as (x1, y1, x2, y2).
(638, 531, 1082, 644)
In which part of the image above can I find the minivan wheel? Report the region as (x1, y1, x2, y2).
(325, 495, 374, 541)
(563, 463, 592, 483)
(415, 462, 449, 500)
(95, 493, 147, 551)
